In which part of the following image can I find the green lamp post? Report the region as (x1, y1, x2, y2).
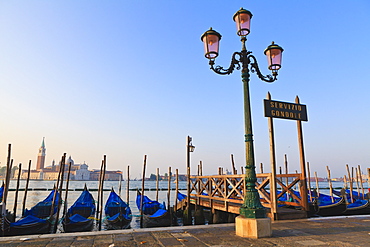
(201, 8, 284, 219)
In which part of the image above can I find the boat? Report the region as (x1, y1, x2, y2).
(2, 188, 60, 236)
(0, 182, 4, 203)
(177, 192, 187, 202)
(24, 188, 60, 219)
(345, 189, 368, 200)
(104, 188, 132, 229)
(136, 190, 171, 228)
(332, 189, 370, 215)
(344, 199, 370, 215)
(275, 189, 319, 216)
(315, 192, 347, 217)
(62, 185, 96, 233)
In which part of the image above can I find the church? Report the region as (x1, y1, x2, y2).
(14, 138, 121, 181)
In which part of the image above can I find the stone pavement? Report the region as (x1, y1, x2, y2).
(0, 215, 369, 246)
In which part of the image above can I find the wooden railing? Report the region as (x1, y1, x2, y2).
(189, 172, 307, 213)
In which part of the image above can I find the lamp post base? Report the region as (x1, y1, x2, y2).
(235, 216, 272, 238)
(239, 207, 266, 218)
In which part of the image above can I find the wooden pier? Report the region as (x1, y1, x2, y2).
(175, 172, 308, 221)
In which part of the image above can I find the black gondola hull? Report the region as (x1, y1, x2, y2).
(7, 220, 51, 236)
(317, 197, 347, 217)
(62, 219, 94, 233)
(105, 215, 131, 230)
(142, 211, 171, 228)
(343, 201, 370, 215)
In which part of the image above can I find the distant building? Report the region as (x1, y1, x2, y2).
(13, 139, 122, 181)
(90, 169, 122, 181)
(36, 137, 46, 171)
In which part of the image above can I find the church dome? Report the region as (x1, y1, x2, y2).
(65, 156, 74, 166)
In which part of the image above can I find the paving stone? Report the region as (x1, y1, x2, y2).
(17, 239, 51, 247)
(0, 216, 369, 246)
(46, 237, 75, 247)
(70, 238, 94, 247)
(151, 231, 172, 238)
(113, 233, 134, 242)
(94, 234, 114, 245)
(157, 237, 184, 246)
(0, 241, 24, 247)
(180, 236, 208, 246)
(132, 232, 161, 246)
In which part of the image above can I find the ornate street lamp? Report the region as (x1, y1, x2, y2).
(201, 8, 283, 220)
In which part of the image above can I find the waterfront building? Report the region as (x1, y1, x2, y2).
(89, 169, 122, 181)
(13, 139, 122, 181)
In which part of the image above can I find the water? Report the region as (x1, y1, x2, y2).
(5, 180, 187, 231)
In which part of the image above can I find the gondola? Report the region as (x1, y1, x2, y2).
(62, 185, 95, 233)
(24, 188, 60, 218)
(344, 189, 367, 200)
(104, 188, 132, 229)
(275, 189, 319, 216)
(177, 192, 186, 202)
(332, 189, 370, 215)
(0, 182, 4, 203)
(136, 190, 171, 228)
(2, 188, 60, 236)
(344, 199, 370, 215)
(315, 193, 347, 217)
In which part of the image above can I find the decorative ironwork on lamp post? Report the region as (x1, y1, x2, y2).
(201, 8, 284, 219)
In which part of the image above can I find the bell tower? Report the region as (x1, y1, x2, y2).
(36, 137, 46, 171)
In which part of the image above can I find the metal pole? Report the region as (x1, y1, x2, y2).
(239, 43, 265, 218)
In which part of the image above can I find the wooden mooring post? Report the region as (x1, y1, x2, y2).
(266, 92, 278, 218)
(358, 165, 365, 199)
(346, 164, 354, 203)
(126, 165, 130, 204)
(156, 167, 159, 202)
(140, 155, 147, 228)
(13, 163, 22, 221)
(22, 160, 32, 217)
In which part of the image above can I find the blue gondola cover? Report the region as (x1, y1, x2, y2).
(10, 215, 46, 227)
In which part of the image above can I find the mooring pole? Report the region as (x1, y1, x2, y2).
(296, 96, 309, 212)
(98, 155, 106, 231)
(267, 92, 277, 218)
(126, 165, 130, 204)
(22, 160, 32, 216)
(140, 155, 147, 228)
(13, 163, 22, 221)
(156, 167, 159, 202)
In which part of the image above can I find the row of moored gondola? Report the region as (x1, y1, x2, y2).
(0, 184, 136, 236)
(278, 189, 370, 217)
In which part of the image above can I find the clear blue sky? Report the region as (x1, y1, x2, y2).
(1, 1, 369, 179)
